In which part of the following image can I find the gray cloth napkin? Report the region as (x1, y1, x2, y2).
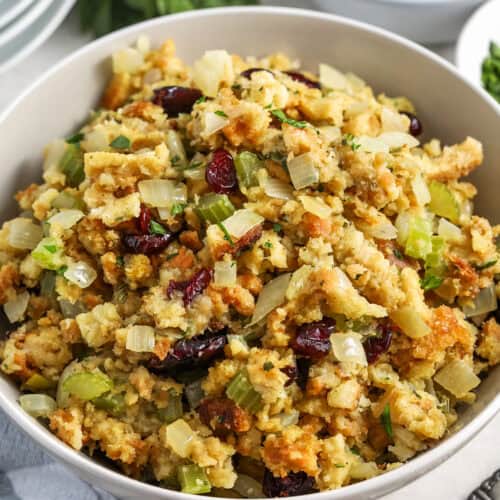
(0, 409, 115, 500)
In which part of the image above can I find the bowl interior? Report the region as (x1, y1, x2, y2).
(0, 7, 499, 500)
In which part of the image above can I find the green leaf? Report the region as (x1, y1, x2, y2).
(273, 223, 282, 234)
(380, 403, 393, 439)
(420, 274, 444, 291)
(474, 259, 498, 271)
(170, 203, 186, 216)
(195, 95, 207, 104)
(214, 110, 228, 118)
(342, 133, 361, 151)
(66, 132, 84, 144)
(149, 220, 167, 235)
(271, 109, 308, 129)
(44, 244, 57, 254)
(110, 135, 131, 149)
(217, 222, 234, 246)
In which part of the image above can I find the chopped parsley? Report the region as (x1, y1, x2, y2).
(116, 256, 125, 267)
(149, 220, 166, 235)
(334, 463, 346, 468)
(56, 265, 68, 276)
(171, 154, 181, 166)
(263, 241, 273, 249)
(350, 446, 360, 456)
(214, 110, 228, 118)
(393, 248, 404, 260)
(195, 96, 207, 104)
(420, 274, 444, 291)
(264, 103, 273, 109)
(109, 135, 130, 149)
(342, 133, 361, 151)
(166, 252, 179, 261)
(44, 244, 57, 254)
(474, 259, 497, 271)
(263, 361, 274, 371)
(66, 132, 84, 144)
(271, 109, 308, 129)
(170, 203, 186, 216)
(380, 403, 393, 439)
(217, 222, 234, 246)
(273, 223, 282, 234)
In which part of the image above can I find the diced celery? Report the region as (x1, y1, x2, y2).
(52, 191, 85, 210)
(159, 390, 183, 423)
(177, 464, 211, 495)
(19, 394, 57, 418)
(59, 144, 85, 187)
(428, 181, 460, 223)
(234, 151, 262, 188)
(22, 373, 55, 392)
(62, 370, 113, 400)
(195, 193, 235, 224)
(92, 392, 125, 416)
(404, 216, 432, 259)
(226, 370, 262, 414)
(31, 237, 65, 270)
(425, 236, 446, 274)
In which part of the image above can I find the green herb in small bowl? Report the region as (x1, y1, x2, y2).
(482, 41, 500, 103)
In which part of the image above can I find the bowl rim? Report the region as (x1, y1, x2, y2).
(1, 5, 499, 500)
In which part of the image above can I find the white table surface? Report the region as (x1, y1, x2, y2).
(1, 7, 499, 500)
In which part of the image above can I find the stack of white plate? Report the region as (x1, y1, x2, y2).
(0, 0, 75, 74)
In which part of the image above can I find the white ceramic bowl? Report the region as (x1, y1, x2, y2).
(308, 0, 485, 44)
(0, 6, 499, 500)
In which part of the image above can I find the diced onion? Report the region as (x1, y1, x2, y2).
(462, 285, 497, 318)
(330, 333, 367, 366)
(166, 130, 188, 168)
(438, 218, 463, 243)
(318, 126, 341, 144)
(250, 273, 291, 325)
(350, 462, 381, 480)
(138, 179, 187, 208)
(57, 361, 79, 408)
(214, 260, 237, 287)
(365, 221, 397, 240)
(233, 474, 264, 499)
(319, 63, 348, 90)
(434, 360, 481, 398)
(357, 136, 389, 154)
(126, 325, 156, 352)
(143, 68, 162, 85)
(298, 195, 332, 220)
(48, 209, 84, 229)
(395, 212, 411, 245)
(4, 291, 30, 323)
(378, 132, 419, 149)
(64, 261, 97, 289)
(166, 419, 198, 458)
(411, 173, 431, 206)
(390, 305, 430, 338)
(223, 209, 264, 239)
(7, 218, 43, 249)
(202, 111, 229, 137)
(278, 409, 300, 427)
(193, 50, 234, 98)
(19, 394, 56, 418)
(346, 101, 370, 118)
(262, 177, 294, 200)
(112, 47, 144, 74)
(380, 107, 408, 133)
(136, 35, 150, 55)
(286, 265, 313, 301)
(288, 153, 319, 190)
(43, 139, 66, 171)
(83, 128, 109, 152)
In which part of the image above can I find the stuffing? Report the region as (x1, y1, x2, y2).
(76, 303, 121, 348)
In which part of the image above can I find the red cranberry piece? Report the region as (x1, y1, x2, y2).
(148, 332, 227, 374)
(363, 323, 394, 364)
(205, 149, 237, 194)
(284, 71, 320, 89)
(263, 470, 316, 497)
(168, 268, 213, 306)
(138, 206, 151, 234)
(290, 318, 335, 359)
(152, 86, 202, 117)
(122, 232, 175, 254)
(402, 111, 423, 136)
(240, 68, 274, 79)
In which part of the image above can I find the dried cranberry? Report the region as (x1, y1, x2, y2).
(148, 332, 227, 374)
(122, 232, 175, 254)
(240, 68, 274, 79)
(296, 358, 311, 391)
(168, 268, 213, 306)
(284, 71, 320, 89)
(363, 322, 394, 364)
(152, 86, 202, 117)
(138, 206, 151, 234)
(290, 318, 335, 359)
(263, 470, 316, 498)
(402, 111, 423, 137)
(281, 365, 297, 387)
(205, 149, 237, 194)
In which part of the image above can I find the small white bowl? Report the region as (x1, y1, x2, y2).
(456, 0, 500, 90)
(0, 6, 499, 500)
(308, 0, 485, 44)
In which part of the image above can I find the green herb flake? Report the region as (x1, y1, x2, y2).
(273, 223, 282, 234)
(342, 133, 361, 151)
(166, 252, 179, 261)
(380, 403, 393, 439)
(271, 109, 308, 129)
(66, 132, 84, 144)
(44, 244, 58, 254)
(116, 256, 125, 267)
(214, 110, 228, 118)
(56, 265, 68, 276)
(393, 248, 404, 260)
(195, 96, 207, 104)
(109, 135, 130, 149)
(420, 274, 444, 291)
(264, 241, 273, 249)
(170, 203, 186, 216)
(149, 220, 166, 235)
(217, 222, 234, 246)
(263, 361, 274, 371)
(350, 446, 360, 456)
(474, 259, 498, 271)
(334, 463, 346, 468)
(171, 154, 181, 166)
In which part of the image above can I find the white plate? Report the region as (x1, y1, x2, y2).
(0, 0, 35, 30)
(0, 0, 75, 73)
(456, 0, 500, 90)
(0, 0, 52, 47)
